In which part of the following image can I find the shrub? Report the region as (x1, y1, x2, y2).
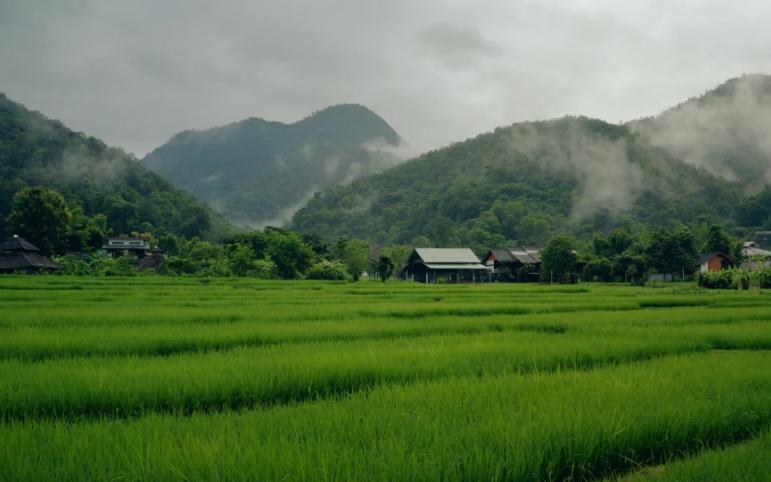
(753, 269, 771, 289)
(251, 258, 278, 279)
(54, 255, 94, 275)
(731, 269, 751, 290)
(697, 270, 733, 289)
(306, 260, 351, 281)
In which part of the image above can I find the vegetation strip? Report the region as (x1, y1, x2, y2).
(1, 351, 769, 481)
(1, 304, 769, 361)
(614, 428, 771, 481)
(2, 323, 770, 421)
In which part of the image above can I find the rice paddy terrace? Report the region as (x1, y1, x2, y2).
(0, 277, 770, 481)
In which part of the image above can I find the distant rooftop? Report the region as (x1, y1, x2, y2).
(0, 235, 39, 253)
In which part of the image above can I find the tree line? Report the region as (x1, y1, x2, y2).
(5, 186, 766, 284)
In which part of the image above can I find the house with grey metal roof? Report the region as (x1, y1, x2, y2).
(741, 241, 771, 270)
(403, 248, 489, 283)
(483, 247, 542, 282)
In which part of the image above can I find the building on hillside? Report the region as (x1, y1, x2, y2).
(698, 252, 734, 273)
(0, 235, 61, 274)
(402, 248, 490, 283)
(483, 247, 542, 282)
(740, 241, 771, 270)
(102, 237, 152, 258)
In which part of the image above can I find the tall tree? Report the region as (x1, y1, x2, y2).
(704, 224, 735, 256)
(6, 187, 72, 255)
(264, 230, 314, 279)
(541, 235, 578, 283)
(376, 256, 394, 282)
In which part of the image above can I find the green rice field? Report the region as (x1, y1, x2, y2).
(1, 277, 770, 481)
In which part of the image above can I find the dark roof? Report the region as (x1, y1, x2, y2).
(0, 252, 61, 271)
(138, 253, 166, 270)
(698, 252, 734, 264)
(487, 249, 513, 262)
(0, 235, 40, 253)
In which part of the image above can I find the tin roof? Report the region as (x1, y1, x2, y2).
(414, 248, 481, 264)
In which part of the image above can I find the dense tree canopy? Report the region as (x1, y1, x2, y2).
(292, 116, 752, 250)
(0, 93, 230, 242)
(6, 187, 71, 255)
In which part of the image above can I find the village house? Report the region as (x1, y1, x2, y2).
(402, 248, 490, 283)
(0, 235, 61, 274)
(698, 252, 734, 273)
(483, 247, 542, 282)
(740, 241, 771, 270)
(102, 237, 152, 258)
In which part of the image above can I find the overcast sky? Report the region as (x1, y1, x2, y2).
(1, 0, 770, 157)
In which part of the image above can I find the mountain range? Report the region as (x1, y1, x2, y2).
(2, 75, 771, 250)
(142, 104, 406, 227)
(291, 75, 771, 247)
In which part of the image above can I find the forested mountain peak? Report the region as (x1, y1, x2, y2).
(143, 103, 405, 227)
(0, 93, 229, 242)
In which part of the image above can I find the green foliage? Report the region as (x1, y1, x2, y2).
(697, 270, 734, 289)
(376, 256, 394, 282)
(646, 227, 698, 276)
(251, 258, 278, 279)
(93, 254, 140, 277)
(306, 260, 351, 281)
(6, 187, 72, 255)
(541, 235, 578, 283)
(753, 269, 771, 289)
(341, 239, 371, 281)
(227, 243, 256, 277)
(53, 254, 94, 275)
(583, 256, 613, 282)
(264, 230, 314, 279)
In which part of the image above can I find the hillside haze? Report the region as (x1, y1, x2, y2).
(143, 104, 406, 227)
(0, 93, 229, 241)
(631, 74, 771, 190)
(291, 76, 771, 248)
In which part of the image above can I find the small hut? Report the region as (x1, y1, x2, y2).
(0, 235, 61, 273)
(698, 252, 734, 273)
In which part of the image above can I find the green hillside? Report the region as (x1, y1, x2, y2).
(291, 116, 754, 247)
(0, 93, 230, 242)
(291, 77, 771, 247)
(143, 104, 404, 227)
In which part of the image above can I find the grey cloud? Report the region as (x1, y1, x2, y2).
(507, 121, 643, 219)
(418, 24, 499, 67)
(1, 0, 771, 159)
